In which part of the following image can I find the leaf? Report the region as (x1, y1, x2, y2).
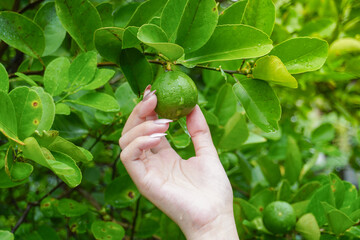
(69, 51, 97, 88)
(0, 168, 28, 188)
(48, 136, 92, 163)
(311, 123, 335, 143)
(55, 103, 71, 115)
(298, 18, 336, 39)
(184, 25, 273, 64)
(233, 79, 281, 133)
(14, 72, 38, 86)
(114, 82, 138, 116)
(9, 87, 43, 140)
(340, 182, 358, 215)
(249, 188, 276, 212)
(96, 2, 114, 27)
(295, 213, 320, 240)
(238, 198, 261, 220)
(0, 91, 21, 144)
(284, 136, 302, 184)
(137, 24, 184, 61)
(214, 83, 237, 126)
(329, 173, 345, 209)
(122, 26, 140, 49)
(94, 27, 124, 64)
(252, 55, 298, 88)
(91, 221, 125, 240)
(32, 87, 55, 132)
(119, 48, 153, 95)
(161, 0, 218, 53)
(0, 63, 9, 93)
(126, 0, 167, 27)
(34, 2, 66, 56)
(218, 0, 247, 25)
(57, 198, 88, 217)
(10, 162, 33, 181)
(114, 3, 140, 28)
(83, 69, 115, 90)
(218, 112, 249, 151)
(105, 175, 140, 208)
(51, 151, 82, 188)
(327, 209, 355, 235)
(270, 37, 329, 74)
(0, 230, 14, 240)
(44, 57, 70, 96)
(291, 181, 322, 203)
(242, 0, 275, 36)
(0, 11, 45, 58)
(277, 179, 293, 201)
(55, 0, 102, 51)
(257, 156, 281, 187)
(307, 184, 335, 226)
(68, 92, 120, 112)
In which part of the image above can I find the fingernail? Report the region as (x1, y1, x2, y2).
(143, 85, 151, 96)
(143, 90, 156, 102)
(154, 119, 173, 124)
(149, 133, 167, 138)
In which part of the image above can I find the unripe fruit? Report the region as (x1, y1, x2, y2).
(263, 201, 296, 234)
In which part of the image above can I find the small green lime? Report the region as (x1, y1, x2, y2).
(151, 71, 198, 120)
(263, 201, 296, 234)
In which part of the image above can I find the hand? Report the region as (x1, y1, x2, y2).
(119, 86, 239, 240)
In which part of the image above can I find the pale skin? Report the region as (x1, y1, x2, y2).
(119, 85, 239, 240)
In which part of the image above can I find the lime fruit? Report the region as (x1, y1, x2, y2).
(151, 71, 198, 120)
(263, 201, 296, 234)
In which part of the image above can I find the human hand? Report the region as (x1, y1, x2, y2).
(119, 85, 239, 240)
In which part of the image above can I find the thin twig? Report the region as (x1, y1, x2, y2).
(130, 197, 141, 240)
(18, 0, 44, 14)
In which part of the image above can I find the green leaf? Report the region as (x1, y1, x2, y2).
(0, 230, 14, 240)
(327, 209, 355, 235)
(94, 27, 124, 64)
(34, 2, 66, 56)
(122, 26, 140, 49)
(295, 213, 320, 240)
(257, 156, 281, 187)
(233, 79, 281, 132)
(307, 184, 335, 226)
(0, 11, 45, 58)
(184, 25, 273, 64)
(57, 198, 88, 217)
(68, 92, 120, 112)
(51, 151, 82, 188)
(0, 168, 28, 188)
(126, 0, 167, 27)
(214, 83, 237, 126)
(329, 173, 345, 209)
(252, 55, 298, 88)
(291, 181, 322, 203)
(218, 112, 249, 151)
(55, 103, 71, 115)
(32, 87, 55, 132)
(114, 82, 138, 116)
(249, 188, 276, 212)
(311, 123, 335, 143)
(44, 57, 70, 96)
(48, 136, 92, 163)
(69, 51, 97, 88)
(277, 179, 293, 201)
(270, 37, 329, 74)
(105, 175, 140, 208)
(83, 69, 115, 90)
(340, 182, 358, 215)
(238, 198, 261, 220)
(161, 0, 218, 53)
(119, 48, 153, 95)
(298, 18, 336, 39)
(10, 162, 33, 181)
(0, 91, 21, 144)
(218, 0, 247, 25)
(284, 136, 302, 184)
(14, 72, 38, 86)
(91, 221, 125, 240)
(0, 63, 9, 93)
(9, 87, 43, 140)
(55, 0, 102, 51)
(137, 24, 184, 61)
(242, 0, 275, 36)
(96, 2, 114, 27)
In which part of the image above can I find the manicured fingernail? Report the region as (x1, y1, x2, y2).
(143, 85, 151, 96)
(143, 90, 156, 102)
(154, 119, 173, 124)
(149, 133, 167, 138)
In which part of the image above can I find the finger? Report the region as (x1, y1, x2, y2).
(120, 119, 172, 150)
(186, 105, 217, 158)
(122, 86, 157, 135)
(120, 134, 164, 181)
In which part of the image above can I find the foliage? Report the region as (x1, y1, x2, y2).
(0, 0, 359, 239)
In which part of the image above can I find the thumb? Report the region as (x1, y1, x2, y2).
(186, 105, 217, 158)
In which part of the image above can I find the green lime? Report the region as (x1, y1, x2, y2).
(151, 71, 198, 120)
(263, 201, 296, 234)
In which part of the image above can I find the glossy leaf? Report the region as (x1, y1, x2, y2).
(55, 0, 102, 51)
(137, 24, 184, 61)
(0, 230, 14, 240)
(32, 87, 55, 132)
(34, 2, 66, 56)
(295, 213, 320, 240)
(257, 156, 281, 187)
(126, 0, 167, 27)
(55, 103, 71, 115)
(95, 27, 124, 64)
(9, 87, 43, 140)
(44, 57, 70, 97)
(284, 136, 302, 184)
(184, 25, 273, 64)
(83, 69, 115, 90)
(91, 221, 125, 240)
(0, 63, 9, 93)
(68, 92, 120, 112)
(327, 209, 355, 235)
(105, 175, 140, 208)
(0, 91, 21, 143)
(51, 151, 82, 188)
(218, 112, 249, 151)
(0, 11, 45, 58)
(122, 26, 140, 49)
(233, 79, 281, 132)
(57, 198, 88, 217)
(242, 0, 275, 36)
(161, 0, 218, 53)
(252, 55, 298, 88)
(119, 48, 153, 95)
(270, 37, 329, 74)
(48, 136, 92, 163)
(69, 51, 97, 88)
(218, 0, 247, 25)
(214, 83, 237, 126)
